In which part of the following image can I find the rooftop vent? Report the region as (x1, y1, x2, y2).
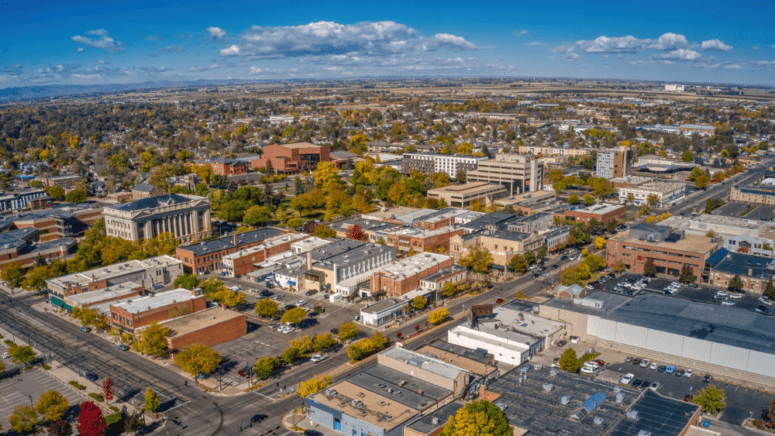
(351, 399, 363, 409)
(627, 410, 639, 420)
(549, 369, 559, 377)
(593, 417, 605, 426)
(431, 417, 439, 425)
(638, 432, 651, 436)
(542, 383, 554, 393)
(325, 388, 337, 397)
(560, 395, 571, 405)
(616, 393, 625, 403)
(384, 415, 392, 421)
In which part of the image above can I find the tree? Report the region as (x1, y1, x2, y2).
(682, 150, 694, 162)
(1, 261, 25, 288)
(298, 375, 332, 399)
(352, 194, 372, 213)
(313, 162, 340, 190)
(455, 170, 467, 183)
(626, 193, 635, 203)
(174, 344, 222, 378)
(647, 194, 659, 206)
(766, 280, 775, 301)
(77, 402, 106, 436)
(48, 419, 73, 436)
(255, 299, 280, 318)
(614, 261, 626, 273)
(281, 307, 307, 325)
(173, 274, 199, 290)
(35, 390, 69, 422)
(312, 333, 338, 352)
(713, 171, 726, 182)
(643, 258, 657, 276)
(583, 194, 596, 205)
(11, 345, 36, 367)
(583, 254, 606, 272)
(243, 205, 273, 226)
(131, 322, 169, 357)
(523, 250, 535, 265)
(567, 195, 579, 204)
(679, 264, 696, 284)
(314, 224, 336, 238)
(10, 405, 39, 435)
(695, 174, 709, 189)
(459, 247, 493, 274)
(428, 308, 449, 325)
(558, 348, 581, 372)
(338, 321, 360, 341)
(439, 400, 511, 436)
(347, 332, 387, 361)
(144, 388, 161, 412)
(509, 254, 528, 274)
(594, 237, 606, 249)
(101, 378, 115, 405)
(412, 296, 427, 310)
(692, 385, 726, 413)
(345, 224, 367, 241)
(728, 274, 744, 292)
(253, 357, 281, 379)
(64, 189, 87, 204)
(281, 347, 302, 364)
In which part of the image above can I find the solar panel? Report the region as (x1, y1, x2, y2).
(582, 392, 606, 413)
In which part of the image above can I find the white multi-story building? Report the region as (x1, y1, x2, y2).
(618, 181, 685, 207)
(402, 153, 488, 178)
(103, 194, 212, 243)
(467, 154, 544, 195)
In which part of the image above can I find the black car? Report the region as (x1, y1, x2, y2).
(303, 431, 322, 436)
(531, 273, 540, 278)
(260, 290, 273, 297)
(560, 255, 568, 260)
(702, 374, 713, 382)
(250, 414, 267, 423)
(117, 344, 130, 351)
(538, 266, 547, 272)
(640, 380, 650, 389)
(84, 372, 98, 381)
(607, 273, 616, 278)
(632, 358, 642, 365)
(631, 379, 643, 388)
(556, 340, 567, 347)
(551, 264, 559, 269)
(657, 365, 666, 372)
(308, 312, 318, 317)
(756, 305, 769, 314)
(330, 328, 339, 335)
(305, 290, 317, 296)
(675, 369, 685, 377)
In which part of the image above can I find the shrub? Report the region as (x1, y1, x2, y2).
(42, 364, 51, 370)
(104, 412, 122, 426)
(88, 393, 104, 402)
(109, 406, 119, 413)
(69, 381, 85, 390)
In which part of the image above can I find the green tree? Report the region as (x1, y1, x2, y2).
(582, 194, 595, 205)
(298, 375, 332, 399)
(728, 274, 743, 292)
(695, 174, 709, 189)
(1, 262, 25, 288)
(537, 246, 547, 259)
(679, 264, 696, 284)
(173, 274, 200, 290)
(253, 357, 281, 379)
(765, 280, 775, 301)
(64, 189, 87, 204)
(174, 344, 222, 378)
(338, 321, 360, 341)
(439, 400, 511, 436)
(281, 347, 302, 364)
(682, 150, 694, 162)
(509, 254, 528, 274)
(583, 254, 606, 272)
(44, 186, 65, 201)
(35, 390, 69, 422)
(647, 194, 659, 206)
(281, 307, 307, 325)
(255, 299, 280, 318)
(314, 224, 336, 238)
(312, 333, 338, 352)
(131, 322, 169, 357)
(11, 345, 36, 367)
(459, 247, 493, 274)
(523, 250, 535, 265)
(567, 195, 579, 205)
(692, 385, 726, 413)
(559, 348, 581, 372)
(643, 258, 657, 276)
(144, 388, 160, 412)
(10, 405, 39, 435)
(412, 296, 427, 310)
(243, 205, 273, 226)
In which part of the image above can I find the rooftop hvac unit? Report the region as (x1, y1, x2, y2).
(549, 369, 559, 377)
(326, 388, 337, 397)
(593, 417, 605, 426)
(534, 364, 543, 371)
(613, 386, 622, 393)
(351, 399, 363, 409)
(616, 393, 626, 403)
(638, 432, 651, 436)
(431, 417, 439, 425)
(560, 395, 571, 405)
(384, 415, 392, 421)
(627, 410, 639, 420)
(542, 383, 554, 393)
(387, 388, 393, 393)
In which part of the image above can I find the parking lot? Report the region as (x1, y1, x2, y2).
(606, 358, 774, 425)
(712, 201, 775, 222)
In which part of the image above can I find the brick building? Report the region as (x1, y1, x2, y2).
(132, 183, 166, 200)
(176, 228, 287, 274)
(561, 204, 626, 225)
(9, 203, 103, 241)
(377, 226, 465, 253)
(39, 174, 84, 191)
(110, 288, 208, 332)
(63, 282, 146, 309)
(0, 228, 76, 268)
(369, 253, 454, 297)
(596, 146, 631, 179)
(251, 142, 330, 175)
(605, 223, 720, 277)
(162, 306, 246, 351)
(221, 233, 310, 277)
(196, 157, 249, 176)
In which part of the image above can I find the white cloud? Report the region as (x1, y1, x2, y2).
(515, 30, 528, 37)
(220, 45, 240, 56)
(701, 39, 733, 51)
(225, 21, 475, 59)
(191, 64, 221, 72)
(576, 32, 688, 53)
(97, 60, 106, 64)
(72, 30, 125, 52)
(160, 45, 186, 54)
(527, 41, 543, 46)
(551, 44, 575, 53)
(648, 33, 688, 50)
(134, 65, 169, 73)
(751, 60, 775, 69)
(564, 52, 581, 61)
(724, 64, 743, 69)
(654, 49, 702, 60)
(207, 27, 226, 39)
(77, 47, 84, 52)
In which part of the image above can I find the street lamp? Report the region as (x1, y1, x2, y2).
(28, 395, 33, 408)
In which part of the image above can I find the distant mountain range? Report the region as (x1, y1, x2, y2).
(0, 79, 273, 102)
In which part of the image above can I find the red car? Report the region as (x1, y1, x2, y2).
(238, 367, 251, 378)
(495, 298, 505, 304)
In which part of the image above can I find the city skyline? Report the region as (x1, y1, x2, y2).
(1, 0, 774, 89)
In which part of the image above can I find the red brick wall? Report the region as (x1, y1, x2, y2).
(167, 313, 246, 351)
(565, 207, 625, 224)
(606, 239, 707, 277)
(370, 257, 455, 297)
(250, 144, 329, 175)
(111, 295, 208, 331)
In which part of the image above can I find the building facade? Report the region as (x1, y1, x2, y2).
(110, 288, 208, 332)
(251, 142, 330, 175)
(617, 181, 686, 208)
(103, 194, 212, 243)
(596, 146, 631, 179)
(39, 174, 84, 190)
(368, 253, 454, 297)
(427, 182, 508, 208)
(401, 153, 487, 178)
(0, 188, 50, 211)
(467, 154, 544, 195)
(176, 228, 287, 274)
(221, 233, 310, 277)
(730, 185, 775, 206)
(196, 157, 249, 175)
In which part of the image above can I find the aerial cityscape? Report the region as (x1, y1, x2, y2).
(1, 1, 775, 436)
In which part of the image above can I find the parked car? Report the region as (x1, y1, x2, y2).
(684, 394, 693, 402)
(631, 379, 643, 388)
(556, 340, 567, 347)
(624, 356, 633, 363)
(117, 344, 130, 351)
(310, 354, 327, 363)
(305, 290, 317, 296)
(657, 365, 667, 372)
(650, 382, 660, 391)
(621, 373, 634, 385)
(531, 273, 540, 278)
(640, 380, 650, 390)
(730, 293, 743, 299)
(81, 327, 91, 333)
(84, 372, 98, 381)
(251, 415, 267, 423)
(685, 369, 694, 378)
(757, 306, 770, 314)
(716, 291, 728, 298)
(495, 298, 505, 304)
(674, 369, 685, 377)
(551, 264, 559, 269)
(2, 352, 10, 359)
(570, 336, 580, 344)
(238, 367, 251, 378)
(273, 294, 284, 300)
(649, 362, 659, 370)
(760, 297, 773, 306)
(702, 374, 713, 382)
(297, 300, 307, 306)
(721, 300, 736, 306)
(269, 323, 279, 329)
(551, 357, 560, 368)
(639, 359, 651, 368)
(560, 255, 568, 261)
(632, 358, 642, 365)
(666, 365, 676, 374)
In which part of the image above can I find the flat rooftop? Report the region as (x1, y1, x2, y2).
(111, 289, 195, 314)
(706, 248, 775, 279)
(347, 364, 451, 409)
(610, 229, 718, 254)
(362, 207, 421, 221)
(65, 282, 142, 306)
(428, 182, 506, 195)
(625, 181, 685, 193)
(405, 401, 465, 436)
(382, 225, 460, 239)
(222, 233, 308, 260)
(278, 142, 322, 149)
(493, 305, 565, 339)
(544, 291, 775, 355)
(375, 253, 451, 279)
(421, 264, 467, 283)
(415, 344, 496, 377)
(310, 380, 418, 431)
(48, 255, 181, 288)
(179, 228, 286, 256)
(571, 204, 624, 215)
(361, 297, 406, 315)
(161, 307, 244, 338)
(380, 347, 466, 381)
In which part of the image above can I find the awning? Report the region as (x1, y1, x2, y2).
(489, 264, 506, 271)
(49, 296, 72, 311)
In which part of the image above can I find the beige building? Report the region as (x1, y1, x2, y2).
(730, 185, 775, 206)
(450, 228, 544, 266)
(518, 145, 593, 157)
(427, 182, 507, 207)
(467, 154, 544, 195)
(103, 194, 212, 243)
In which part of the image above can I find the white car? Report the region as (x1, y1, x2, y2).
(2, 352, 10, 359)
(721, 300, 736, 306)
(529, 264, 538, 270)
(621, 373, 635, 385)
(310, 354, 327, 363)
(761, 297, 773, 306)
(281, 326, 296, 334)
(685, 369, 694, 378)
(580, 366, 596, 375)
(716, 291, 728, 298)
(729, 293, 743, 299)
(649, 362, 659, 370)
(569, 256, 577, 261)
(297, 300, 307, 306)
(639, 359, 651, 368)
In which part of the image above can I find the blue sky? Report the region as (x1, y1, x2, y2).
(1, 0, 774, 88)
